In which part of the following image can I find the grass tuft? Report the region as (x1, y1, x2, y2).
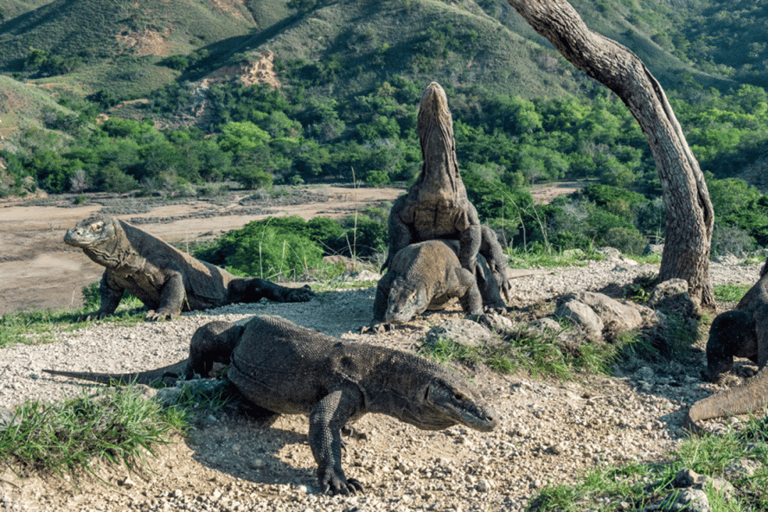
(0, 387, 186, 478)
(713, 283, 751, 303)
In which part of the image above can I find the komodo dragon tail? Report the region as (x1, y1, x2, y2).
(684, 366, 768, 433)
(44, 359, 190, 387)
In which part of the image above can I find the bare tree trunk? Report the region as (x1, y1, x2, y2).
(506, 0, 715, 307)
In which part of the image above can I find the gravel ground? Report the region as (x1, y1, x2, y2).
(0, 256, 763, 512)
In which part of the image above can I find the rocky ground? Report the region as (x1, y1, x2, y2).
(0, 255, 763, 512)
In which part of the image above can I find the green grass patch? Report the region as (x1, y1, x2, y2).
(505, 247, 602, 269)
(419, 323, 620, 381)
(0, 387, 186, 478)
(713, 283, 752, 303)
(0, 286, 148, 348)
(530, 415, 768, 511)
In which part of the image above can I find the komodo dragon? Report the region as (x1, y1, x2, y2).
(706, 257, 768, 382)
(383, 82, 512, 301)
(45, 315, 500, 495)
(369, 238, 506, 332)
(64, 216, 314, 321)
(684, 257, 768, 432)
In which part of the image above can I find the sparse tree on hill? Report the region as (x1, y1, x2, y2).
(506, 0, 715, 307)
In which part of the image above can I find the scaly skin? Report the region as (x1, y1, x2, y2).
(685, 258, 768, 432)
(383, 82, 512, 302)
(706, 258, 768, 382)
(684, 365, 768, 433)
(64, 216, 313, 321)
(370, 238, 505, 332)
(46, 315, 500, 495)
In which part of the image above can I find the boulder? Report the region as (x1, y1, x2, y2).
(424, 319, 496, 348)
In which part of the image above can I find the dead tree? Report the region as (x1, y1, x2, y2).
(506, 0, 715, 307)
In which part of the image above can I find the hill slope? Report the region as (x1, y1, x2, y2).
(0, 0, 745, 102)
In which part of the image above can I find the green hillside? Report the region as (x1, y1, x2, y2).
(0, 0, 744, 102)
(0, 1, 54, 21)
(0, 0, 254, 95)
(0, 75, 75, 141)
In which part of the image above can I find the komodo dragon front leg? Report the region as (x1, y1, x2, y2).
(84, 271, 126, 321)
(145, 269, 187, 321)
(309, 387, 365, 495)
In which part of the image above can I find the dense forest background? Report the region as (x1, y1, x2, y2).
(1, 0, 767, 275)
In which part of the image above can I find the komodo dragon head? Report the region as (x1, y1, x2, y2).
(384, 278, 429, 324)
(64, 216, 122, 258)
(416, 81, 463, 198)
(391, 367, 500, 432)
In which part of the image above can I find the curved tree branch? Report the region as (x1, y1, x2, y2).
(507, 0, 715, 306)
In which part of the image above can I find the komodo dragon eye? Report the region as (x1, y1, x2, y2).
(452, 391, 465, 402)
(91, 222, 104, 231)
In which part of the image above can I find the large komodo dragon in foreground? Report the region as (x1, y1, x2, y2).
(45, 315, 500, 495)
(684, 257, 768, 432)
(383, 82, 511, 301)
(64, 216, 314, 321)
(369, 236, 506, 332)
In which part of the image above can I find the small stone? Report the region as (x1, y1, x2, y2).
(476, 480, 492, 492)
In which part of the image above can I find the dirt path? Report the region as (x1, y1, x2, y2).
(0, 186, 403, 315)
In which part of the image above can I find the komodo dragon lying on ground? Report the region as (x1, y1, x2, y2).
(64, 216, 313, 321)
(369, 237, 506, 332)
(684, 257, 768, 432)
(45, 315, 500, 495)
(383, 82, 511, 301)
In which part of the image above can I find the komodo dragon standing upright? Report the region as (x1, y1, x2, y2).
(45, 315, 500, 495)
(383, 82, 512, 301)
(369, 237, 506, 332)
(684, 257, 768, 432)
(64, 216, 313, 321)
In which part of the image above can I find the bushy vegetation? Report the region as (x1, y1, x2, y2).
(194, 206, 388, 279)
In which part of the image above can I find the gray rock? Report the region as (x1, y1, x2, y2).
(672, 468, 734, 496)
(644, 244, 664, 256)
(425, 319, 496, 348)
(526, 317, 562, 334)
(554, 300, 604, 338)
(0, 406, 18, 430)
(596, 247, 622, 259)
(657, 489, 710, 512)
(480, 312, 516, 333)
(648, 279, 695, 317)
(331, 269, 382, 282)
(559, 291, 650, 333)
(724, 458, 762, 480)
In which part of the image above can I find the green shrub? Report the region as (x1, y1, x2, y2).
(603, 227, 647, 255)
(225, 225, 323, 279)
